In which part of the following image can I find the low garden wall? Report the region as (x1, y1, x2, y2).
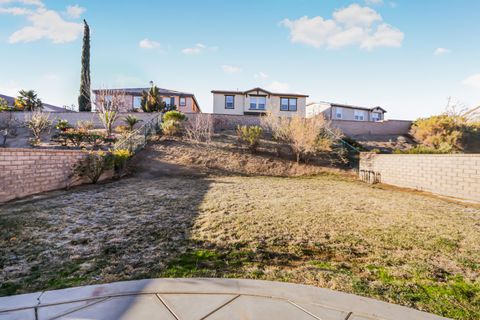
(0, 148, 110, 203)
(185, 113, 261, 131)
(359, 153, 480, 202)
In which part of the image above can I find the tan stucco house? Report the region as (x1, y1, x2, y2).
(211, 87, 308, 117)
(306, 102, 386, 122)
(92, 87, 201, 113)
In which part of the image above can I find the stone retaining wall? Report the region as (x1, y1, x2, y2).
(359, 153, 480, 202)
(0, 148, 109, 203)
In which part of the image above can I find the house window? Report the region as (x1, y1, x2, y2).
(280, 98, 297, 111)
(179, 97, 186, 107)
(163, 97, 172, 107)
(133, 96, 142, 109)
(335, 107, 343, 119)
(250, 96, 266, 110)
(371, 112, 381, 121)
(225, 95, 234, 109)
(354, 110, 366, 121)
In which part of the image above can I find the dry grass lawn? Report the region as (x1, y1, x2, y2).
(1, 139, 479, 319)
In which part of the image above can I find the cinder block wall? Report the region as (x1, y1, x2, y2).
(331, 120, 412, 136)
(0, 148, 87, 203)
(360, 153, 480, 202)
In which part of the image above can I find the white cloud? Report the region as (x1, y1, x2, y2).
(8, 8, 83, 43)
(267, 81, 290, 92)
(221, 65, 242, 73)
(365, 0, 383, 5)
(65, 4, 85, 19)
(0, 0, 43, 6)
(281, 3, 404, 50)
(0, 6, 31, 14)
(181, 43, 217, 55)
(462, 74, 480, 89)
(139, 38, 160, 49)
(434, 47, 450, 56)
(254, 72, 269, 80)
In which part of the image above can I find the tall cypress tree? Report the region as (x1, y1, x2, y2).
(78, 19, 91, 112)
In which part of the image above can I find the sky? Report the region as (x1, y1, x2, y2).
(0, 0, 480, 119)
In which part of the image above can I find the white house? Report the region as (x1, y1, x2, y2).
(211, 87, 309, 117)
(306, 102, 387, 122)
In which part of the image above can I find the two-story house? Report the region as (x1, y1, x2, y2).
(306, 102, 387, 121)
(211, 87, 308, 117)
(92, 87, 201, 113)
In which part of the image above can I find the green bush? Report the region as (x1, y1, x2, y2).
(237, 125, 263, 152)
(55, 119, 72, 132)
(163, 110, 186, 122)
(74, 151, 113, 184)
(112, 149, 132, 175)
(161, 119, 182, 136)
(161, 111, 186, 137)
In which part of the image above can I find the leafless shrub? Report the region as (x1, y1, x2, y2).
(184, 114, 214, 142)
(262, 112, 341, 163)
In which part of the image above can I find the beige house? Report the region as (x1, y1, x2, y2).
(92, 87, 201, 113)
(211, 87, 308, 117)
(306, 102, 386, 122)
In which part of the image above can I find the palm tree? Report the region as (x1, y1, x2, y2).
(141, 85, 165, 112)
(123, 115, 141, 131)
(15, 90, 43, 111)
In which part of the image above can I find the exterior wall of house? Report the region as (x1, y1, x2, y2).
(212, 93, 306, 117)
(359, 153, 480, 202)
(94, 94, 200, 113)
(307, 103, 385, 121)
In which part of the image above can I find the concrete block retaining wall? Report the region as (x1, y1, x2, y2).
(0, 148, 110, 203)
(9, 112, 158, 129)
(185, 113, 412, 136)
(359, 153, 480, 202)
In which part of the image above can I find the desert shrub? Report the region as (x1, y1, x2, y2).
(184, 114, 213, 142)
(76, 120, 94, 131)
(262, 112, 340, 163)
(161, 120, 182, 136)
(115, 125, 130, 135)
(25, 111, 51, 145)
(394, 146, 452, 154)
(410, 115, 465, 151)
(163, 110, 186, 122)
(0, 98, 12, 112)
(55, 119, 72, 132)
(112, 149, 132, 175)
(161, 111, 186, 137)
(123, 115, 141, 131)
(59, 128, 86, 147)
(237, 125, 263, 152)
(74, 151, 113, 184)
